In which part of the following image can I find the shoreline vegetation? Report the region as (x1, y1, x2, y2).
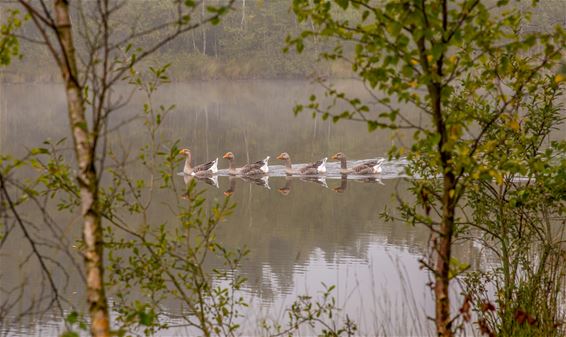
(0, 56, 354, 83)
(2, 1, 563, 84)
(0, 0, 356, 83)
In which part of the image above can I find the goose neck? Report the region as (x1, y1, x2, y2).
(184, 153, 192, 173)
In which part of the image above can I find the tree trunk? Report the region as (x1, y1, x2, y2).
(53, 1, 111, 337)
(436, 172, 455, 337)
(430, 80, 454, 337)
(429, 82, 456, 337)
(201, 0, 207, 55)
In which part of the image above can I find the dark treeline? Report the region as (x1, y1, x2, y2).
(3, 0, 563, 83)
(1, 0, 350, 82)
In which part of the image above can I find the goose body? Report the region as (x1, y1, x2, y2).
(276, 152, 327, 176)
(179, 148, 218, 176)
(223, 152, 269, 176)
(331, 152, 385, 175)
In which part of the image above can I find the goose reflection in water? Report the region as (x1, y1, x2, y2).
(277, 177, 293, 196)
(183, 174, 219, 189)
(332, 175, 348, 193)
(181, 174, 219, 199)
(241, 175, 270, 189)
(224, 176, 237, 196)
(355, 176, 385, 185)
(332, 175, 385, 193)
(223, 175, 270, 196)
(277, 176, 328, 196)
(301, 176, 328, 188)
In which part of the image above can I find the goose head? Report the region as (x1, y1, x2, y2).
(331, 152, 346, 161)
(222, 152, 235, 160)
(179, 148, 191, 156)
(276, 152, 290, 161)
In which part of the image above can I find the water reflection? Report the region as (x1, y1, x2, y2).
(1, 81, 480, 336)
(182, 174, 219, 190)
(277, 177, 293, 196)
(222, 175, 271, 196)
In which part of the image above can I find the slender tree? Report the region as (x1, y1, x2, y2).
(1, 1, 234, 336)
(289, 1, 565, 336)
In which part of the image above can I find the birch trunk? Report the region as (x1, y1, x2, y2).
(53, 1, 111, 336)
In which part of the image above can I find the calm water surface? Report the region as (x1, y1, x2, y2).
(0, 81, 483, 336)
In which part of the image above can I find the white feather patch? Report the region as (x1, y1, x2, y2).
(210, 158, 218, 173)
(317, 157, 328, 173)
(261, 156, 270, 173)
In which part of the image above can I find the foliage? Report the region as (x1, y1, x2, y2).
(461, 82, 566, 336)
(261, 285, 357, 337)
(289, 0, 566, 336)
(1, 63, 250, 336)
(98, 66, 249, 337)
(1, 1, 239, 336)
(0, 9, 26, 66)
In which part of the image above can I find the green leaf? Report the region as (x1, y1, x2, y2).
(335, 0, 349, 10)
(66, 311, 79, 325)
(367, 120, 379, 132)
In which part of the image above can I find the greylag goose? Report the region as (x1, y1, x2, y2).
(179, 148, 218, 176)
(331, 152, 385, 175)
(222, 152, 269, 176)
(275, 152, 327, 175)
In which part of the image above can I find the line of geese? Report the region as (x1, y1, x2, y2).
(179, 148, 386, 177)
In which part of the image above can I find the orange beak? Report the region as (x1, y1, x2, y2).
(222, 152, 231, 159)
(179, 149, 189, 156)
(331, 154, 338, 160)
(276, 154, 285, 160)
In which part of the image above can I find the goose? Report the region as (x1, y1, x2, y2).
(179, 148, 218, 176)
(275, 152, 327, 175)
(222, 152, 269, 176)
(331, 152, 385, 175)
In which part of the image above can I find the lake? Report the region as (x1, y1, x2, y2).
(0, 81, 483, 336)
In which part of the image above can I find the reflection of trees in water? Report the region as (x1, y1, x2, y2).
(0, 166, 484, 333)
(206, 177, 425, 302)
(196, 175, 485, 304)
(0, 172, 83, 335)
(2, 82, 482, 333)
